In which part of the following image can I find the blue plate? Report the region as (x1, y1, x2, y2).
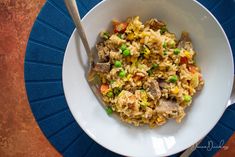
(24, 0, 235, 156)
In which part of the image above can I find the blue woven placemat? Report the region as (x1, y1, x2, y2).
(24, 0, 235, 156)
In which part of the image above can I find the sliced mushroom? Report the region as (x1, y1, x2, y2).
(145, 19, 166, 31)
(159, 81, 168, 89)
(144, 79, 161, 99)
(93, 62, 111, 73)
(96, 42, 110, 62)
(177, 32, 193, 50)
(155, 99, 179, 116)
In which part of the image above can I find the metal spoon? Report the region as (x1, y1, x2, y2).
(64, 0, 94, 67)
(64, 0, 106, 107)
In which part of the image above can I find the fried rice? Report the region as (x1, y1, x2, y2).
(91, 16, 204, 128)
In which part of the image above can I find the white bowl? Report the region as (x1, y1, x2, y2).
(62, 0, 234, 156)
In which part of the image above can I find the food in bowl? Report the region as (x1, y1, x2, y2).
(91, 16, 204, 127)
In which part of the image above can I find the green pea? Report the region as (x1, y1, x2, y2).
(170, 41, 176, 48)
(105, 107, 113, 115)
(163, 50, 167, 56)
(163, 42, 167, 48)
(114, 61, 122, 67)
(123, 49, 130, 56)
(174, 48, 181, 55)
(184, 95, 192, 102)
(119, 70, 126, 78)
(147, 69, 153, 76)
(117, 33, 123, 39)
(160, 27, 168, 35)
(106, 91, 114, 98)
(152, 63, 159, 69)
(103, 32, 110, 39)
(110, 80, 115, 84)
(169, 75, 178, 83)
(120, 44, 127, 52)
(113, 87, 121, 96)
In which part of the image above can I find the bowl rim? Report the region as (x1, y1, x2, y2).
(62, 0, 234, 156)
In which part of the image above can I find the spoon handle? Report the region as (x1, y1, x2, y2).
(64, 0, 92, 59)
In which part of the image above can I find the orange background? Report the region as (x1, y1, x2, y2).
(0, 0, 234, 156)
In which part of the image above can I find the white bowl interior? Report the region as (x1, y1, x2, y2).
(62, 0, 233, 156)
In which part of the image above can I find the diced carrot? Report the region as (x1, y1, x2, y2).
(113, 22, 128, 33)
(100, 84, 109, 94)
(129, 95, 136, 102)
(180, 57, 188, 64)
(140, 38, 145, 44)
(198, 74, 203, 81)
(188, 65, 197, 73)
(133, 75, 141, 81)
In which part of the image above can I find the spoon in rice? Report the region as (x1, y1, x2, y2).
(64, 0, 94, 69)
(64, 0, 108, 107)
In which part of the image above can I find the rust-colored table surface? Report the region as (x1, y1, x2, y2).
(0, 1, 234, 157)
